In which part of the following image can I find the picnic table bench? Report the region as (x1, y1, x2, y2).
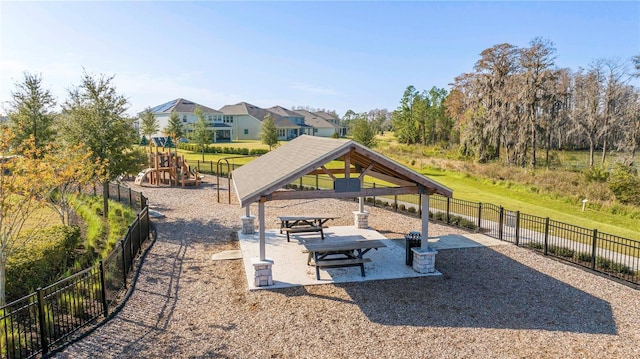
(278, 215, 338, 242)
(303, 240, 386, 280)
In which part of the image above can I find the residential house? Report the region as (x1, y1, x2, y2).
(314, 111, 347, 136)
(147, 98, 232, 142)
(268, 106, 314, 139)
(293, 110, 342, 137)
(219, 102, 312, 141)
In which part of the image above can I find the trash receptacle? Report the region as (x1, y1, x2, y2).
(405, 231, 422, 265)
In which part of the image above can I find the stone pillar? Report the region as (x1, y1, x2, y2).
(251, 258, 274, 287)
(241, 216, 255, 234)
(353, 211, 369, 229)
(411, 247, 438, 274)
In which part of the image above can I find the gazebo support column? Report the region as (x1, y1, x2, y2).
(252, 199, 273, 287)
(412, 193, 438, 273)
(353, 196, 369, 229)
(240, 205, 255, 234)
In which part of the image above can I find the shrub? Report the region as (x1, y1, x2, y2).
(375, 199, 383, 206)
(607, 163, 640, 205)
(583, 165, 609, 183)
(548, 245, 574, 258)
(6, 226, 81, 302)
(407, 206, 417, 214)
(574, 252, 592, 262)
(398, 204, 406, 211)
(527, 242, 543, 250)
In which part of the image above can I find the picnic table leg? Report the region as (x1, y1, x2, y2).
(358, 249, 365, 277)
(314, 252, 320, 280)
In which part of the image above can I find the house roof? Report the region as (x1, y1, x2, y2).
(314, 111, 340, 122)
(149, 98, 221, 114)
(232, 135, 452, 207)
(268, 106, 303, 118)
(293, 110, 338, 129)
(220, 102, 284, 122)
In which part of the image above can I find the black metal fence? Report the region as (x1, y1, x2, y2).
(1, 183, 150, 359)
(298, 174, 640, 287)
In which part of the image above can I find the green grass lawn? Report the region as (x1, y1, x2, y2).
(138, 137, 640, 241)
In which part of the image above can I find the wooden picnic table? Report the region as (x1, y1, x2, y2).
(278, 215, 338, 242)
(303, 240, 387, 280)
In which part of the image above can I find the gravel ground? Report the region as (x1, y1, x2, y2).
(54, 177, 640, 359)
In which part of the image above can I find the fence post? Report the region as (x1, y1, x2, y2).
(299, 177, 303, 189)
(121, 240, 127, 289)
(372, 183, 376, 206)
(117, 184, 121, 202)
(477, 203, 482, 232)
(394, 195, 398, 212)
(544, 217, 550, 255)
(514, 211, 521, 246)
(591, 229, 598, 270)
(128, 187, 132, 207)
(210, 161, 213, 174)
(138, 214, 142, 255)
(498, 206, 504, 241)
(446, 197, 451, 224)
(99, 261, 109, 317)
(37, 288, 49, 356)
(316, 174, 319, 190)
(418, 193, 422, 217)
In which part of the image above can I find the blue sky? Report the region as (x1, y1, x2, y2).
(1, 1, 638, 117)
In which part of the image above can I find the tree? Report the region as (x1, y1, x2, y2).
(350, 114, 377, 148)
(59, 71, 138, 215)
(392, 86, 420, 144)
(189, 106, 212, 161)
(140, 107, 159, 138)
(519, 37, 556, 168)
(0, 129, 50, 305)
(164, 112, 184, 142)
(6, 72, 57, 153)
(43, 143, 104, 225)
(571, 64, 605, 167)
(260, 114, 278, 150)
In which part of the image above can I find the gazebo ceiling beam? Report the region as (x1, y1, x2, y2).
(269, 185, 419, 201)
(319, 165, 336, 180)
(358, 162, 376, 181)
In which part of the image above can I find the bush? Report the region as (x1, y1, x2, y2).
(548, 245, 574, 258)
(407, 206, 417, 214)
(583, 165, 609, 183)
(6, 226, 81, 302)
(607, 163, 640, 205)
(398, 204, 406, 212)
(527, 242, 543, 250)
(574, 252, 592, 262)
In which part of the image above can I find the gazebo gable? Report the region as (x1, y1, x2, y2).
(232, 135, 451, 207)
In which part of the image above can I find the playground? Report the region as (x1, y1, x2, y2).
(134, 141, 202, 187)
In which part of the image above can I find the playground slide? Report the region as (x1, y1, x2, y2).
(134, 168, 156, 185)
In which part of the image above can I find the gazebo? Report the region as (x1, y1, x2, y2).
(232, 135, 452, 286)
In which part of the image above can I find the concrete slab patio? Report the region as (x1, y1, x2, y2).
(237, 226, 506, 290)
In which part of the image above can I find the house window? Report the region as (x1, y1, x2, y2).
(244, 129, 249, 135)
(182, 115, 187, 123)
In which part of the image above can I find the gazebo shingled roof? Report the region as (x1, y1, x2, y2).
(232, 135, 452, 207)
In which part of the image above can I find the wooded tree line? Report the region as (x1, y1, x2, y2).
(345, 38, 640, 168)
(445, 38, 640, 167)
